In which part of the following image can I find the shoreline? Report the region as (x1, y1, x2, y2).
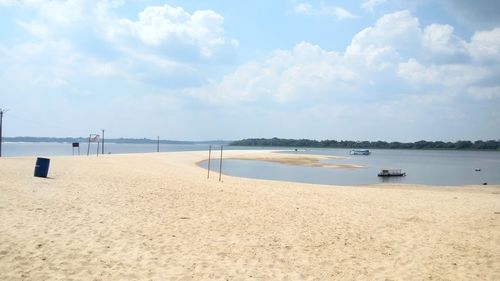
(4, 149, 500, 189)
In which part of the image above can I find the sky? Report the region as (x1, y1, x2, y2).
(0, 0, 499, 141)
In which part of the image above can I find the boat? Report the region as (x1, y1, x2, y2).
(377, 169, 406, 177)
(349, 149, 370, 155)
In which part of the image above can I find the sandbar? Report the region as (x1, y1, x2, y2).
(227, 151, 364, 168)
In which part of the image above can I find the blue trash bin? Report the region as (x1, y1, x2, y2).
(34, 157, 50, 178)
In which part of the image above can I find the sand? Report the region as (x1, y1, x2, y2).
(0, 150, 499, 280)
(227, 152, 364, 168)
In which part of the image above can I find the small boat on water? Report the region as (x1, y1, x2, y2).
(350, 149, 370, 155)
(378, 169, 406, 177)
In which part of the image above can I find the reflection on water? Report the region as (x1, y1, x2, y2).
(378, 176, 405, 184)
(200, 148, 500, 186)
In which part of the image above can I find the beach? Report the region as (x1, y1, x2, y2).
(0, 150, 499, 280)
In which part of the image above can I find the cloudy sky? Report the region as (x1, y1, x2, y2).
(1, 0, 499, 141)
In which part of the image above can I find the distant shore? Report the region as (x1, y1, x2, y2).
(1, 150, 499, 280)
(230, 138, 500, 151)
(3, 137, 500, 150)
(3, 136, 229, 145)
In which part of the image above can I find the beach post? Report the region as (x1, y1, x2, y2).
(219, 145, 223, 182)
(0, 109, 4, 157)
(207, 145, 212, 179)
(157, 136, 160, 152)
(101, 129, 105, 154)
(87, 134, 91, 156)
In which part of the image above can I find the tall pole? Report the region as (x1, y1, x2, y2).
(87, 134, 91, 156)
(207, 145, 212, 179)
(157, 136, 160, 152)
(0, 109, 4, 158)
(101, 129, 105, 154)
(219, 145, 223, 182)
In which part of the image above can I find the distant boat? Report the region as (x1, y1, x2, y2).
(350, 149, 371, 155)
(378, 169, 406, 177)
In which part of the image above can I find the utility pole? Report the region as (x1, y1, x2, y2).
(0, 109, 6, 158)
(219, 145, 223, 182)
(101, 129, 105, 154)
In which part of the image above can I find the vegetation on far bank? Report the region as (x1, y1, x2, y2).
(230, 138, 500, 150)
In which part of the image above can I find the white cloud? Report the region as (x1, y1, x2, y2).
(396, 25, 500, 90)
(10, 1, 236, 59)
(345, 10, 420, 70)
(293, 2, 356, 20)
(189, 42, 359, 104)
(1, 1, 237, 91)
(422, 24, 467, 56)
(349, 10, 421, 52)
(0, 0, 16, 6)
(361, 0, 388, 12)
(467, 27, 500, 62)
(329, 6, 357, 20)
(16, 20, 50, 38)
(397, 59, 488, 87)
(1, 39, 77, 88)
(467, 86, 500, 100)
(293, 3, 313, 15)
(105, 4, 237, 59)
(190, 9, 500, 116)
(22, 0, 86, 25)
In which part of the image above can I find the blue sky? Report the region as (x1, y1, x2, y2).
(0, 0, 499, 141)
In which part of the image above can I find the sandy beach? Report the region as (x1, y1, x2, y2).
(0, 150, 499, 280)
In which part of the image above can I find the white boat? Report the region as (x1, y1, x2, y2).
(350, 149, 370, 155)
(378, 169, 406, 177)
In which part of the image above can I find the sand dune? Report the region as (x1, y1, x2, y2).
(0, 150, 499, 280)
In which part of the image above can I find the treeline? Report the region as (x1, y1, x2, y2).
(230, 138, 500, 150)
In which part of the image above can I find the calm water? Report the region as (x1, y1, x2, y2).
(1, 142, 244, 157)
(200, 148, 500, 186)
(2, 142, 193, 157)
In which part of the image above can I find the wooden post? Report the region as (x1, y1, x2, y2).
(157, 136, 160, 152)
(0, 109, 3, 157)
(87, 134, 91, 156)
(207, 145, 212, 179)
(101, 129, 105, 154)
(219, 145, 223, 182)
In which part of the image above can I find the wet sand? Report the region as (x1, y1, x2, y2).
(0, 150, 499, 280)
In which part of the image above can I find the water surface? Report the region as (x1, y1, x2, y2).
(200, 148, 500, 186)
